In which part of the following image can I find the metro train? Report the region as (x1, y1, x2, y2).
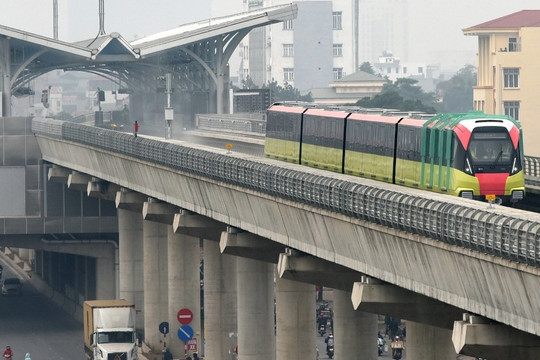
(264, 103, 526, 203)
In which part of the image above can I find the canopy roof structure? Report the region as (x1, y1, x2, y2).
(0, 3, 297, 116)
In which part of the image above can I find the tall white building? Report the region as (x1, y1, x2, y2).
(232, 0, 408, 92)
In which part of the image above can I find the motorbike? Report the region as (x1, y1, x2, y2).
(326, 345, 334, 359)
(377, 340, 383, 356)
(392, 348, 403, 360)
(318, 323, 326, 336)
(4, 354, 13, 360)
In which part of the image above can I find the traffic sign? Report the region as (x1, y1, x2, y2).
(177, 308, 193, 325)
(177, 325, 194, 341)
(187, 337, 198, 352)
(159, 322, 169, 334)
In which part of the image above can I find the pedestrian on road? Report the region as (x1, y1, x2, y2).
(163, 348, 172, 360)
(134, 121, 139, 137)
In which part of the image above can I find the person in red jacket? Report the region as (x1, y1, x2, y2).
(134, 121, 139, 138)
(3, 345, 13, 359)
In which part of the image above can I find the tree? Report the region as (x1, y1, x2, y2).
(356, 78, 437, 113)
(359, 62, 375, 75)
(437, 64, 476, 112)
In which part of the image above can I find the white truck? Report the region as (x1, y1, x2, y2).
(84, 299, 138, 360)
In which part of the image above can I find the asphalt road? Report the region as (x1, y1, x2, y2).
(0, 260, 83, 360)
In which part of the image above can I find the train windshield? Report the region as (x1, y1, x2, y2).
(468, 131, 514, 166)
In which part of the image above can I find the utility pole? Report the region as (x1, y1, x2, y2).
(53, 0, 58, 40)
(98, 0, 106, 35)
(165, 73, 173, 139)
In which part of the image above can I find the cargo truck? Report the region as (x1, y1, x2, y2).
(84, 299, 138, 360)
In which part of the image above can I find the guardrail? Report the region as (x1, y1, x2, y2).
(196, 113, 266, 134)
(32, 118, 540, 268)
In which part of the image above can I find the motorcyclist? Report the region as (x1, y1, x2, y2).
(325, 333, 334, 352)
(3, 346, 13, 359)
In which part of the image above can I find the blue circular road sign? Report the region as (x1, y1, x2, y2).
(159, 322, 169, 334)
(177, 325, 194, 341)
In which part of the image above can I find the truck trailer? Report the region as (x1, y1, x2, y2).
(83, 299, 138, 360)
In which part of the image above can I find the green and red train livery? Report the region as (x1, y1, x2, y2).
(264, 103, 525, 203)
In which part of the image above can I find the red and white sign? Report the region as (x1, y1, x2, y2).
(187, 337, 198, 352)
(177, 308, 193, 325)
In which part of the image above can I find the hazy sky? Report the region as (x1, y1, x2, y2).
(0, 0, 539, 72)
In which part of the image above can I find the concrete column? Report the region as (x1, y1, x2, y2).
(143, 220, 169, 351)
(204, 239, 237, 360)
(333, 289, 378, 360)
(276, 276, 316, 360)
(237, 258, 275, 360)
(96, 255, 115, 299)
(118, 209, 145, 335)
(407, 321, 456, 360)
(167, 228, 201, 358)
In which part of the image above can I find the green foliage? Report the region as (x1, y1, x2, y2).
(356, 77, 437, 113)
(232, 76, 312, 102)
(52, 111, 73, 120)
(437, 64, 476, 112)
(359, 62, 375, 75)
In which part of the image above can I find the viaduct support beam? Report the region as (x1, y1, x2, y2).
(67, 172, 92, 191)
(237, 257, 274, 360)
(407, 321, 457, 360)
(275, 276, 316, 360)
(203, 239, 237, 360)
(453, 314, 540, 360)
(173, 210, 225, 241)
(142, 199, 179, 224)
(88, 180, 121, 201)
(277, 250, 365, 291)
(351, 281, 463, 329)
(167, 228, 201, 358)
(47, 165, 71, 183)
(334, 289, 378, 360)
(220, 227, 284, 263)
(115, 189, 147, 212)
(143, 220, 169, 351)
(118, 209, 144, 335)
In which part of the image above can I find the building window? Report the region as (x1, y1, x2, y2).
(403, 66, 407, 74)
(283, 44, 294, 57)
(333, 12, 342, 30)
(504, 101, 520, 120)
(243, 45, 249, 60)
(283, 19, 293, 30)
(508, 38, 517, 52)
(418, 67, 424, 73)
(333, 68, 344, 80)
(283, 68, 294, 82)
(503, 68, 519, 88)
(333, 44, 343, 57)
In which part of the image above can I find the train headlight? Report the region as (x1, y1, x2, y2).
(511, 158, 519, 175)
(464, 158, 473, 175)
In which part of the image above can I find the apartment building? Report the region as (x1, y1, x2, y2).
(463, 10, 540, 156)
(235, 0, 407, 93)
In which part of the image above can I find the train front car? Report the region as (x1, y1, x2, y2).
(453, 113, 525, 203)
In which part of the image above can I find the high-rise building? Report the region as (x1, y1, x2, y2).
(235, 0, 408, 92)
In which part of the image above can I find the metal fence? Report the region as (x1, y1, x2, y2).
(32, 118, 540, 267)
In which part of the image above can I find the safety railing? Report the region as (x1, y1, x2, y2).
(32, 118, 540, 267)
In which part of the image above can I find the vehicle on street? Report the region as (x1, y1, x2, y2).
(1, 277, 22, 296)
(83, 299, 138, 360)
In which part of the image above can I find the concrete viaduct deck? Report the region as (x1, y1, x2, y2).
(32, 117, 540, 359)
